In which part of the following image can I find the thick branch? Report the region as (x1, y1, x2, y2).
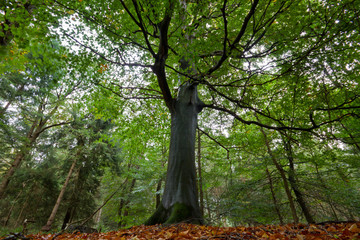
(152, 1, 175, 111)
(204, 104, 353, 132)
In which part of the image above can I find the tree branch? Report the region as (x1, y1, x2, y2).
(38, 121, 73, 135)
(206, 0, 259, 75)
(131, 0, 156, 57)
(152, 0, 175, 111)
(197, 127, 229, 151)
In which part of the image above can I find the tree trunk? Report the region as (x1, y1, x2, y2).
(61, 168, 81, 230)
(0, 153, 26, 199)
(61, 207, 75, 230)
(145, 82, 204, 225)
(0, 102, 61, 199)
(15, 198, 27, 228)
(266, 168, 284, 224)
(155, 178, 162, 209)
(41, 156, 78, 231)
(197, 130, 204, 217)
(4, 189, 23, 226)
(314, 163, 339, 221)
(0, 120, 39, 199)
(118, 178, 136, 228)
(283, 139, 315, 223)
(259, 127, 299, 223)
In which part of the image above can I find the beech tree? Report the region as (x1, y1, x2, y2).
(32, 0, 360, 224)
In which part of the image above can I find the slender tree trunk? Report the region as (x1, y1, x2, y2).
(41, 157, 78, 231)
(61, 207, 74, 230)
(15, 202, 27, 228)
(118, 178, 136, 228)
(197, 130, 204, 216)
(205, 190, 211, 221)
(4, 189, 23, 226)
(266, 168, 284, 224)
(61, 166, 82, 229)
(259, 128, 299, 223)
(155, 178, 162, 209)
(0, 120, 39, 199)
(283, 139, 315, 223)
(314, 164, 339, 221)
(145, 82, 204, 225)
(0, 114, 40, 199)
(0, 153, 27, 199)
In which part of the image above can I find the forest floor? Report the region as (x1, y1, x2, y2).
(2, 222, 360, 240)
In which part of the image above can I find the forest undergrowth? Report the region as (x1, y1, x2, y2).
(1, 222, 359, 240)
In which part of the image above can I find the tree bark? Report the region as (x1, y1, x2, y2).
(266, 168, 284, 224)
(61, 207, 75, 230)
(0, 114, 43, 199)
(155, 178, 162, 209)
(61, 167, 81, 230)
(41, 156, 78, 231)
(283, 138, 315, 223)
(197, 130, 204, 217)
(4, 189, 23, 226)
(314, 163, 339, 221)
(118, 178, 136, 228)
(259, 127, 299, 223)
(0, 102, 63, 199)
(145, 82, 204, 225)
(0, 153, 27, 199)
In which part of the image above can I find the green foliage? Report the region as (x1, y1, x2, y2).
(1, 0, 359, 231)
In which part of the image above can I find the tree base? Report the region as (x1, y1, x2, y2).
(144, 202, 203, 225)
(41, 225, 52, 232)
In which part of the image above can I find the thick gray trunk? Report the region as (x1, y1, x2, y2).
(145, 82, 204, 224)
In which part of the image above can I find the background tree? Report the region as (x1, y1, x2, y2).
(0, 40, 83, 199)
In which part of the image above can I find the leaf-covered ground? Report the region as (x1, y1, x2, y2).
(4, 222, 360, 240)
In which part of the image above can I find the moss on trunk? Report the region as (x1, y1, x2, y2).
(144, 202, 202, 225)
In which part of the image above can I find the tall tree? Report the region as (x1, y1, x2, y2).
(0, 41, 82, 199)
(43, 0, 360, 224)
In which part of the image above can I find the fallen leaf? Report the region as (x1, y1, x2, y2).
(13, 222, 360, 240)
(296, 235, 305, 240)
(349, 223, 360, 233)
